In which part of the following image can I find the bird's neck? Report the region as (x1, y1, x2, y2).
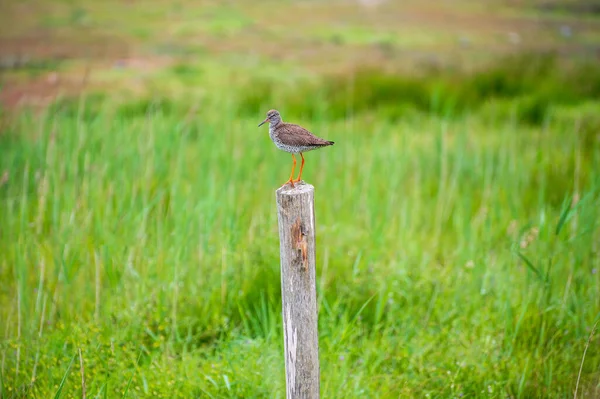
(268, 120, 280, 140)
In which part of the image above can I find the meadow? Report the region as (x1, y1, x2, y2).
(1, 1, 600, 398)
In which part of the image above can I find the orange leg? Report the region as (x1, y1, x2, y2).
(283, 154, 296, 187)
(294, 153, 305, 182)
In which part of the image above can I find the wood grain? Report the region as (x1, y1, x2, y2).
(276, 182, 320, 399)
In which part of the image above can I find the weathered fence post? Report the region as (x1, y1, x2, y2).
(276, 182, 320, 399)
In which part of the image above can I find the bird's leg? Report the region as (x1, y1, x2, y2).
(294, 153, 305, 182)
(284, 154, 296, 187)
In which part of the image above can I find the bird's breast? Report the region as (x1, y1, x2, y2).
(268, 126, 279, 144)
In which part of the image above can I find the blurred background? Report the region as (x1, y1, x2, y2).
(1, 1, 599, 398)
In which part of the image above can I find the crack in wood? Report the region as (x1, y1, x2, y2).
(285, 303, 298, 397)
(291, 217, 309, 271)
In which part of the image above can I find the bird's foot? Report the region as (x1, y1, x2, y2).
(282, 179, 295, 188)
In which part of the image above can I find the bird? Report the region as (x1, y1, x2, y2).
(258, 109, 334, 188)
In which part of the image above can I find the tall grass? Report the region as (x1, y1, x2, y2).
(237, 54, 600, 126)
(0, 80, 599, 398)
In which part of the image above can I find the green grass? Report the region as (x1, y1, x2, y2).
(235, 54, 600, 124)
(1, 0, 600, 397)
(0, 81, 599, 398)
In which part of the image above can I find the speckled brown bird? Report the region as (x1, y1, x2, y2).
(258, 109, 334, 187)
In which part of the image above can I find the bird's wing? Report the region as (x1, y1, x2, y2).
(278, 123, 332, 147)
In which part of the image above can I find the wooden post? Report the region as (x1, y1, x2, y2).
(276, 182, 320, 399)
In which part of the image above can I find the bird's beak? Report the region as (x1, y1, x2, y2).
(258, 118, 269, 127)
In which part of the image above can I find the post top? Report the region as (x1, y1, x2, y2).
(276, 181, 315, 196)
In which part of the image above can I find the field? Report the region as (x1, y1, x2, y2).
(1, 1, 600, 398)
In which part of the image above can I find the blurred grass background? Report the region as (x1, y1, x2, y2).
(1, 0, 599, 398)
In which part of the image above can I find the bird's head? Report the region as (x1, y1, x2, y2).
(258, 109, 281, 127)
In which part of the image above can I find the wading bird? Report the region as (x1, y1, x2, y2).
(258, 109, 334, 187)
